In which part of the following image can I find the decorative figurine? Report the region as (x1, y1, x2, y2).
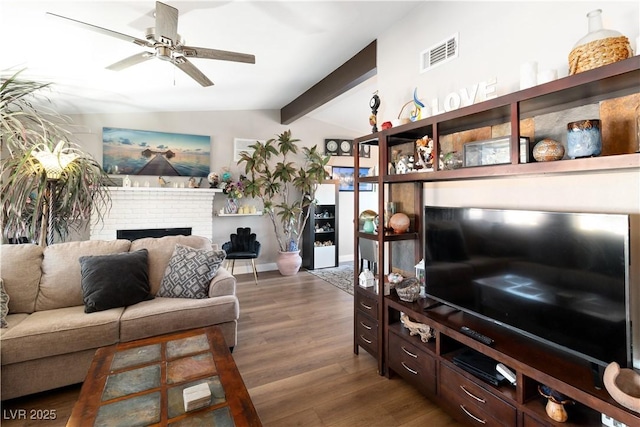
(410, 87, 425, 122)
(415, 136, 434, 170)
(369, 92, 380, 133)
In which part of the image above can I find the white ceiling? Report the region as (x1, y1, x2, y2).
(2, 1, 419, 133)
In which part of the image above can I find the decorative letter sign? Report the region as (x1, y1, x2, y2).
(427, 78, 497, 115)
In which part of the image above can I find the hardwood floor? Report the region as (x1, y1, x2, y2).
(1, 269, 462, 427)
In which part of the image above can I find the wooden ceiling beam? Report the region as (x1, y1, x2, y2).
(280, 40, 377, 125)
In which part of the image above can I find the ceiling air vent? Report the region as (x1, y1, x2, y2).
(420, 33, 458, 73)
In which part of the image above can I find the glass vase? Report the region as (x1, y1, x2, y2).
(225, 198, 238, 214)
(573, 9, 622, 48)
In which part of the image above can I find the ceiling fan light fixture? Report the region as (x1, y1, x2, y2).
(156, 46, 172, 60)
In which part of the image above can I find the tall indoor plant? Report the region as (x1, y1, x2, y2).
(238, 130, 329, 275)
(1, 69, 111, 245)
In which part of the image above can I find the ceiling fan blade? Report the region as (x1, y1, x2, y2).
(155, 1, 178, 46)
(180, 45, 255, 64)
(46, 12, 151, 47)
(173, 56, 214, 87)
(106, 52, 154, 71)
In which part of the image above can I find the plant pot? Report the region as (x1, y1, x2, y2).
(276, 250, 302, 276)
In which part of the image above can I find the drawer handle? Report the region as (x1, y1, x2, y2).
(360, 335, 372, 344)
(401, 362, 418, 375)
(401, 346, 418, 358)
(460, 385, 486, 403)
(360, 321, 372, 330)
(360, 302, 372, 310)
(460, 405, 486, 424)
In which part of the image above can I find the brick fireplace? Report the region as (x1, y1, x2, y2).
(90, 187, 222, 241)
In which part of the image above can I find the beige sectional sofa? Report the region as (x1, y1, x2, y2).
(0, 235, 239, 400)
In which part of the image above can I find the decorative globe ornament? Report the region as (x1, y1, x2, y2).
(533, 139, 565, 162)
(389, 213, 410, 234)
(207, 172, 219, 188)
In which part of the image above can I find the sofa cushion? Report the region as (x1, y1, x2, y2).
(0, 306, 123, 365)
(130, 235, 213, 295)
(157, 245, 226, 299)
(80, 249, 153, 313)
(0, 244, 43, 314)
(119, 296, 239, 342)
(36, 240, 132, 311)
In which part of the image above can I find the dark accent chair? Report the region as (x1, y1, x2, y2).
(222, 227, 261, 285)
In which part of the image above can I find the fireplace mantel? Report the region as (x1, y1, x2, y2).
(90, 187, 223, 241)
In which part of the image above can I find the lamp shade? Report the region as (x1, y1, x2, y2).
(32, 141, 79, 179)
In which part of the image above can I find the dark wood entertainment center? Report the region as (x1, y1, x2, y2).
(353, 57, 640, 426)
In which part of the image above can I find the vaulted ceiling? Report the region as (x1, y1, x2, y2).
(2, 1, 419, 133)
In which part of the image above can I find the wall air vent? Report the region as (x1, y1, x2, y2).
(420, 33, 459, 73)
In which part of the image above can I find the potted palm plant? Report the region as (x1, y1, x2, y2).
(238, 130, 329, 275)
(1, 69, 111, 246)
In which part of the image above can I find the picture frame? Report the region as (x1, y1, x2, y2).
(359, 143, 371, 158)
(234, 138, 262, 162)
(338, 139, 353, 156)
(332, 166, 373, 191)
(102, 127, 211, 177)
(324, 139, 339, 156)
(463, 136, 530, 167)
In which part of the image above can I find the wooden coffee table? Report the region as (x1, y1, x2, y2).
(67, 326, 261, 426)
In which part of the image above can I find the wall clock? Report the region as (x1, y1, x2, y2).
(324, 139, 339, 156)
(339, 140, 353, 156)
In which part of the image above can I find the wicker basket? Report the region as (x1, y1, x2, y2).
(568, 36, 632, 75)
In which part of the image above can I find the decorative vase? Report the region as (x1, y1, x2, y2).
(569, 9, 632, 75)
(538, 385, 573, 423)
(225, 198, 238, 214)
(363, 219, 375, 233)
(276, 251, 302, 276)
(567, 119, 602, 159)
(533, 138, 565, 162)
(384, 202, 397, 229)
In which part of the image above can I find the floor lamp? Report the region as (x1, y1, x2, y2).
(32, 142, 79, 246)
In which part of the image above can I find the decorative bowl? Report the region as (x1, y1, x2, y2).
(395, 277, 420, 302)
(603, 362, 640, 413)
(533, 138, 565, 162)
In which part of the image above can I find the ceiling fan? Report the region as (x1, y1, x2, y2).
(46, 1, 255, 87)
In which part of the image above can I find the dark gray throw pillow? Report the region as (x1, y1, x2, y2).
(157, 244, 226, 299)
(79, 249, 153, 313)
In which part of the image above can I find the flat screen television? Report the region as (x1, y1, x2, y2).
(423, 206, 631, 369)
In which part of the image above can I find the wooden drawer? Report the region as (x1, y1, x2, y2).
(388, 331, 436, 395)
(355, 291, 378, 320)
(355, 311, 378, 356)
(439, 363, 516, 427)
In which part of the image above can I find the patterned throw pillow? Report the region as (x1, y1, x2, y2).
(158, 244, 226, 299)
(1, 278, 9, 328)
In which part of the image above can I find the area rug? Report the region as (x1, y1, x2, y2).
(306, 264, 354, 296)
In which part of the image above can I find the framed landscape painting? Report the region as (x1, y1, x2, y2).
(332, 166, 373, 191)
(102, 127, 211, 177)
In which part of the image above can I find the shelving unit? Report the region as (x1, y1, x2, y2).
(353, 57, 640, 425)
(302, 180, 339, 270)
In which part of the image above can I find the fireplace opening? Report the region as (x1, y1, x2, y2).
(117, 227, 192, 241)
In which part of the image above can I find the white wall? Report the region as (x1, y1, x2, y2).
(376, 1, 639, 121)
